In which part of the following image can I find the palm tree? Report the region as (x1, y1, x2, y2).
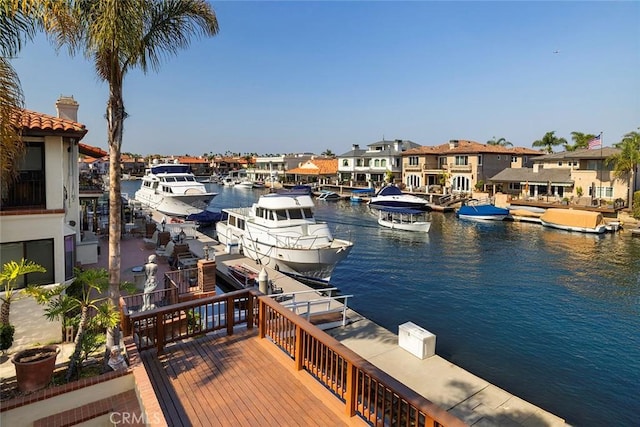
(0, 259, 46, 350)
(321, 148, 335, 157)
(606, 128, 640, 205)
(486, 137, 512, 147)
(0, 6, 34, 188)
(564, 131, 597, 151)
(47, 0, 219, 349)
(532, 131, 567, 154)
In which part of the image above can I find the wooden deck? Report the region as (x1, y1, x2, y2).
(141, 328, 360, 427)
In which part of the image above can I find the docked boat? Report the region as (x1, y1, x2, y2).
(235, 179, 254, 189)
(368, 185, 431, 210)
(456, 199, 510, 221)
(227, 264, 259, 288)
(508, 206, 546, 224)
(185, 209, 227, 227)
(377, 207, 431, 232)
(216, 193, 354, 283)
(134, 160, 217, 217)
(539, 208, 607, 234)
(317, 190, 341, 201)
(350, 188, 374, 203)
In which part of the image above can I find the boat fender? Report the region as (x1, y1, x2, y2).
(170, 217, 183, 223)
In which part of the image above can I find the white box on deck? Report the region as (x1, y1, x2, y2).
(398, 322, 436, 359)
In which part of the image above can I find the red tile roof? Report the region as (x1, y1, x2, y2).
(79, 143, 107, 158)
(287, 158, 338, 175)
(403, 140, 543, 156)
(16, 109, 87, 137)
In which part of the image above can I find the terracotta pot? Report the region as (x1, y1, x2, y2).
(11, 345, 60, 393)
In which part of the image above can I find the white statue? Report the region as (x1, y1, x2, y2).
(142, 254, 158, 311)
(108, 346, 128, 371)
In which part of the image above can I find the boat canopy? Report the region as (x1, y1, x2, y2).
(376, 186, 403, 196)
(151, 164, 191, 174)
(540, 208, 605, 228)
(379, 207, 425, 215)
(352, 188, 375, 194)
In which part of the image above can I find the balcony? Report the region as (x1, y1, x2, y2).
(448, 163, 472, 173)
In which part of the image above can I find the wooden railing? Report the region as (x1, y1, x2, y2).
(123, 289, 465, 426)
(258, 295, 466, 427)
(164, 267, 200, 294)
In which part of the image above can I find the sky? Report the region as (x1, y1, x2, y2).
(11, 1, 640, 157)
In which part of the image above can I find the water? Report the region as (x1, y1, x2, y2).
(123, 181, 640, 426)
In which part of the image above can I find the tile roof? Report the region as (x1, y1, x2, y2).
(79, 143, 107, 158)
(403, 140, 543, 156)
(16, 109, 87, 137)
(287, 158, 338, 175)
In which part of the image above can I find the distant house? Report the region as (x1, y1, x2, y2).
(402, 139, 542, 193)
(490, 147, 633, 207)
(253, 154, 315, 183)
(0, 96, 90, 349)
(285, 158, 338, 185)
(338, 139, 420, 187)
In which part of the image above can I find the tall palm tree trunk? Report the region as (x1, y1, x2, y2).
(66, 306, 89, 382)
(106, 82, 125, 350)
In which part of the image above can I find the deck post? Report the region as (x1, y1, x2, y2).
(226, 294, 235, 336)
(294, 326, 303, 371)
(247, 293, 254, 330)
(258, 299, 266, 339)
(156, 312, 165, 354)
(345, 360, 356, 417)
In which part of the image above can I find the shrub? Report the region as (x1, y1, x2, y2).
(633, 191, 640, 219)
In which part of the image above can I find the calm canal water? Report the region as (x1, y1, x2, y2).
(125, 181, 640, 426)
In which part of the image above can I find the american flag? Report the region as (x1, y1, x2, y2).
(588, 135, 602, 149)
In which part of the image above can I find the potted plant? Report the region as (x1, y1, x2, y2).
(0, 259, 46, 352)
(11, 345, 60, 392)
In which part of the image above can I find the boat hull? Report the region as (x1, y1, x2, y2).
(378, 218, 431, 232)
(134, 190, 214, 217)
(456, 204, 510, 221)
(539, 208, 608, 234)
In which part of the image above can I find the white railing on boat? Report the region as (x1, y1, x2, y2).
(270, 288, 352, 327)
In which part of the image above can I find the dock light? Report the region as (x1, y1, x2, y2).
(161, 216, 166, 232)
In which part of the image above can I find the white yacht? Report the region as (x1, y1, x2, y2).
(134, 160, 217, 217)
(216, 193, 354, 283)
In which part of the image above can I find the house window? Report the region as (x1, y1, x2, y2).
(0, 239, 54, 288)
(523, 156, 528, 164)
(511, 156, 517, 163)
(381, 159, 387, 167)
(497, 155, 501, 161)
(356, 159, 363, 167)
(364, 159, 370, 167)
(477, 155, 483, 166)
(409, 156, 419, 166)
(407, 175, 420, 188)
(343, 159, 349, 167)
(455, 156, 468, 166)
(374, 159, 380, 167)
(64, 235, 75, 281)
(439, 157, 447, 168)
(558, 162, 563, 166)
(1, 142, 46, 210)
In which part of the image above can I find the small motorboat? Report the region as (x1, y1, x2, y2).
(317, 190, 341, 201)
(539, 208, 607, 234)
(350, 188, 374, 203)
(456, 199, 510, 221)
(227, 264, 259, 288)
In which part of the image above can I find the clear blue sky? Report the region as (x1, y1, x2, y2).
(12, 1, 640, 156)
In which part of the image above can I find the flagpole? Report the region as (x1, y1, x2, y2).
(599, 131, 603, 204)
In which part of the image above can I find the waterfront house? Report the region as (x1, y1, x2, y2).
(0, 96, 90, 349)
(402, 139, 543, 194)
(285, 157, 338, 186)
(252, 153, 314, 183)
(338, 139, 420, 187)
(489, 147, 633, 208)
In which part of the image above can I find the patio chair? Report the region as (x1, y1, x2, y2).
(143, 230, 159, 248)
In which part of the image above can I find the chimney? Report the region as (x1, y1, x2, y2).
(352, 144, 360, 151)
(449, 139, 459, 149)
(394, 139, 402, 151)
(56, 95, 79, 122)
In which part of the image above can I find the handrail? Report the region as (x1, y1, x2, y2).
(126, 288, 465, 426)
